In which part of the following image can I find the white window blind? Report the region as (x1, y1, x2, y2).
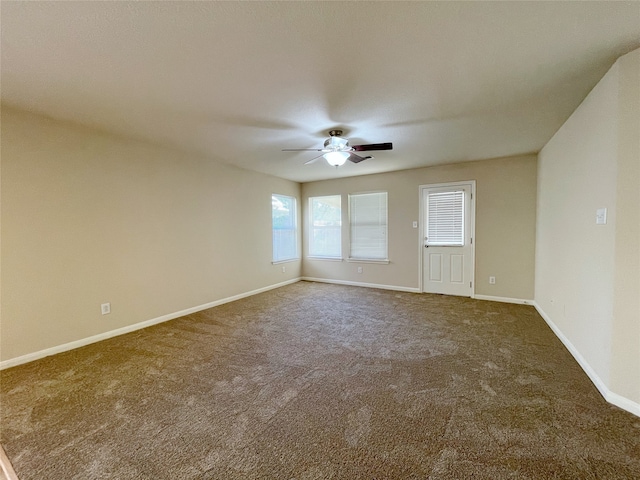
(272, 194, 297, 262)
(427, 191, 464, 246)
(309, 195, 342, 258)
(349, 192, 388, 260)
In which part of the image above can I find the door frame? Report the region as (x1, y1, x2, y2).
(418, 181, 476, 296)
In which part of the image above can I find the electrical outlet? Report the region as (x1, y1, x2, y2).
(282, 266, 286, 273)
(101, 303, 111, 315)
(489, 276, 496, 285)
(357, 266, 363, 274)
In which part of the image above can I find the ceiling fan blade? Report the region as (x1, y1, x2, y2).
(282, 148, 327, 152)
(347, 152, 373, 164)
(304, 154, 326, 165)
(352, 142, 393, 152)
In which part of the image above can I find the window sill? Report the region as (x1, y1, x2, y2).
(307, 256, 343, 262)
(346, 258, 390, 265)
(272, 258, 301, 265)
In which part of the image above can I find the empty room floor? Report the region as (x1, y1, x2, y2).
(1, 282, 639, 479)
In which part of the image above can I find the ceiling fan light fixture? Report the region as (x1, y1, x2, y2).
(283, 128, 391, 167)
(324, 151, 349, 166)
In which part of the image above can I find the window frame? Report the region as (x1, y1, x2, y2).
(271, 193, 299, 264)
(348, 191, 389, 264)
(308, 194, 343, 260)
(425, 190, 465, 247)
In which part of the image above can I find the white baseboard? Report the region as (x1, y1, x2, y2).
(533, 301, 640, 418)
(0, 278, 301, 370)
(301, 277, 421, 293)
(473, 295, 533, 305)
(0, 444, 19, 480)
(606, 391, 640, 417)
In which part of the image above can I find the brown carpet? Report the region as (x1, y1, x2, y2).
(1, 281, 639, 479)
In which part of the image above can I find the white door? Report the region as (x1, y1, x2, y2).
(421, 182, 474, 296)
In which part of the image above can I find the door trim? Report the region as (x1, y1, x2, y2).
(418, 181, 476, 296)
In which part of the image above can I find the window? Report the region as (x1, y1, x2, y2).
(272, 194, 297, 262)
(426, 190, 464, 246)
(349, 192, 388, 261)
(309, 195, 342, 258)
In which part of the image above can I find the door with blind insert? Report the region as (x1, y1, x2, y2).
(421, 182, 474, 296)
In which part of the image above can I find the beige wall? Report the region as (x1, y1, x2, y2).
(1, 107, 301, 362)
(536, 48, 640, 409)
(1, 109, 536, 365)
(612, 49, 640, 403)
(301, 155, 538, 300)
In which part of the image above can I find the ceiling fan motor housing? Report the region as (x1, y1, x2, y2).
(324, 130, 349, 150)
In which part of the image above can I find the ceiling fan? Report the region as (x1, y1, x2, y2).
(283, 130, 393, 166)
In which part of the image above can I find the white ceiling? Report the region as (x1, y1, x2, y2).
(2, 1, 639, 183)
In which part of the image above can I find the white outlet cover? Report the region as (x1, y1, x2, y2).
(596, 208, 607, 225)
(101, 303, 111, 315)
(412, 221, 418, 228)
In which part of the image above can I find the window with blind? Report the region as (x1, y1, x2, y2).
(426, 190, 464, 246)
(272, 194, 297, 262)
(309, 195, 342, 258)
(349, 192, 388, 260)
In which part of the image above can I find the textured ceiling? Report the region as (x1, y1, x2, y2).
(2, 1, 639, 182)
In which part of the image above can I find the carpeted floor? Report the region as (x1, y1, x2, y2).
(1, 281, 639, 479)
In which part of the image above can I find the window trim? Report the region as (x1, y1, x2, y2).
(271, 193, 299, 263)
(271, 258, 300, 265)
(308, 194, 342, 260)
(307, 256, 344, 262)
(345, 258, 390, 265)
(348, 191, 389, 262)
(426, 190, 465, 247)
